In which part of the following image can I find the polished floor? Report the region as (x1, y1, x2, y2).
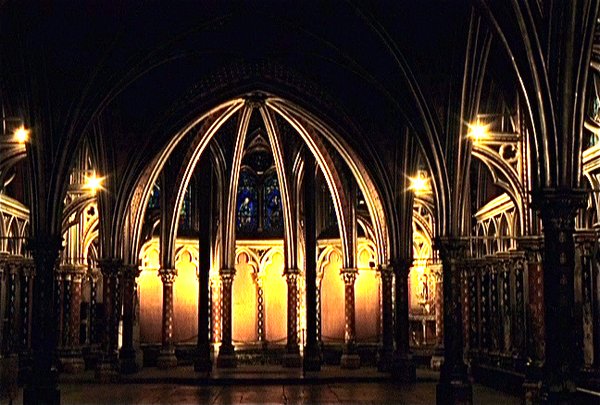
(8, 367, 521, 404)
(53, 381, 520, 405)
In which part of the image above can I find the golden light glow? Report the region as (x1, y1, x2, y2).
(468, 121, 489, 143)
(85, 173, 102, 193)
(14, 126, 29, 143)
(410, 174, 429, 195)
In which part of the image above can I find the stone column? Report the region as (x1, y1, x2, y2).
(283, 268, 301, 368)
(535, 190, 586, 403)
(303, 151, 321, 372)
(20, 260, 35, 355)
(593, 226, 600, 372)
(575, 232, 595, 370)
(217, 268, 236, 368)
(430, 264, 444, 364)
(95, 258, 122, 382)
(377, 265, 394, 371)
(391, 259, 416, 381)
(157, 268, 177, 368)
(435, 237, 472, 405)
(58, 264, 86, 373)
(120, 264, 141, 373)
(340, 268, 360, 369)
(2, 257, 18, 355)
(23, 236, 62, 405)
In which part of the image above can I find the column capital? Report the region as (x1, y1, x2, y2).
(574, 230, 596, 258)
(434, 236, 469, 262)
(377, 264, 394, 281)
(158, 268, 177, 284)
(97, 258, 123, 277)
(25, 235, 63, 268)
(220, 268, 236, 282)
(283, 267, 300, 276)
(340, 268, 358, 285)
(122, 264, 142, 280)
(532, 188, 587, 231)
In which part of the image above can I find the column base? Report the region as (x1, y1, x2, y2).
(157, 347, 178, 369)
(23, 384, 60, 405)
(436, 379, 473, 405)
(194, 345, 213, 374)
(431, 354, 445, 370)
(390, 353, 416, 383)
(119, 347, 142, 374)
(217, 344, 236, 368)
(59, 352, 85, 374)
(340, 353, 361, 369)
(303, 344, 321, 372)
(95, 359, 119, 382)
(283, 352, 302, 368)
(377, 346, 394, 372)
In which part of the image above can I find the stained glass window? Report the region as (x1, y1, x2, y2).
(236, 170, 258, 233)
(262, 172, 283, 232)
(148, 184, 160, 209)
(179, 186, 192, 230)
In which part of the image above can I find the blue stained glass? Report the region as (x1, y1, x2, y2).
(179, 186, 192, 229)
(263, 174, 283, 232)
(237, 171, 258, 233)
(148, 185, 160, 209)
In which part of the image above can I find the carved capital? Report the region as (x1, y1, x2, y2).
(158, 268, 177, 284)
(284, 268, 300, 284)
(434, 236, 469, 263)
(122, 264, 142, 280)
(533, 189, 587, 231)
(25, 235, 63, 270)
(574, 230, 596, 258)
(97, 258, 123, 278)
(517, 236, 544, 262)
(340, 268, 358, 285)
(220, 268, 236, 285)
(378, 264, 394, 283)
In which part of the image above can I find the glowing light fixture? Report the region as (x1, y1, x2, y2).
(410, 173, 429, 195)
(468, 121, 488, 143)
(14, 126, 29, 143)
(85, 173, 102, 193)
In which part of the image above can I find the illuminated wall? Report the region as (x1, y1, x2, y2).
(138, 237, 382, 346)
(319, 248, 345, 342)
(262, 248, 287, 342)
(232, 250, 258, 343)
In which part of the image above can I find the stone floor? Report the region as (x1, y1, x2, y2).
(8, 367, 521, 404)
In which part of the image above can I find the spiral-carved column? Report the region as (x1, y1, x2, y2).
(57, 264, 86, 373)
(157, 268, 178, 368)
(377, 265, 394, 371)
(283, 268, 301, 367)
(339, 268, 360, 369)
(95, 258, 122, 382)
(217, 268, 236, 368)
(120, 264, 142, 373)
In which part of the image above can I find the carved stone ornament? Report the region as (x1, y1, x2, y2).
(340, 268, 358, 285)
(532, 189, 588, 231)
(122, 264, 142, 280)
(434, 236, 469, 263)
(158, 268, 177, 284)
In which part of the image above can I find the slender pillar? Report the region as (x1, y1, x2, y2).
(435, 237, 472, 405)
(535, 190, 586, 403)
(377, 265, 394, 371)
(20, 260, 35, 355)
(575, 232, 594, 369)
(58, 264, 86, 373)
(340, 268, 360, 369)
(283, 268, 301, 368)
(120, 264, 141, 373)
(217, 268, 236, 368)
(195, 155, 213, 373)
(95, 258, 122, 382)
(23, 237, 61, 405)
(303, 151, 321, 372)
(2, 258, 18, 355)
(391, 259, 416, 381)
(157, 268, 177, 368)
(593, 226, 600, 371)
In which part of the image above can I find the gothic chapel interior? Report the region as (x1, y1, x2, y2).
(2, 1, 600, 404)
